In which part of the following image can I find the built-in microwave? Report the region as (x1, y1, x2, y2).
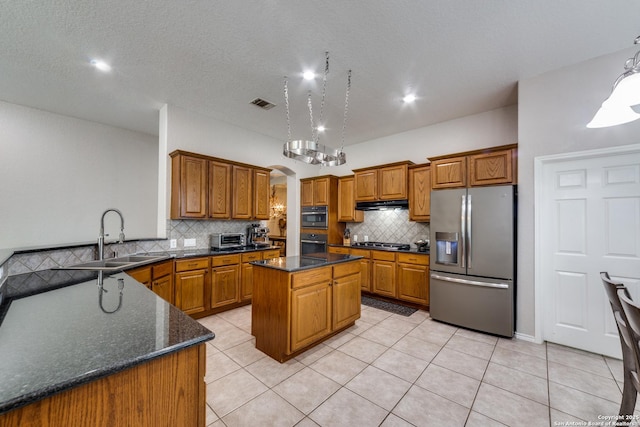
(301, 206, 328, 229)
(210, 233, 245, 250)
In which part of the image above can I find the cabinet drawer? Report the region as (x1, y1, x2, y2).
(372, 250, 396, 261)
(350, 248, 370, 258)
(328, 246, 350, 255)
(292, 267, 332, 289)
(211, 254, 241, 267)
(333, 261, 360, 278)
(152, 261, 173, 279)
(242, 252, 263, 262)
(175, 257, 209, 272)
(262, 249, 281, 260)
(397, 253, 429, 265)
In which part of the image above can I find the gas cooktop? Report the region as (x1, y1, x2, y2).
(352, 241, 410, 251)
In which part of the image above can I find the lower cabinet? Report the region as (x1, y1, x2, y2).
(174, 258, 210, 316)
(128, 260, 174, 305)
(329, 246, 430, 307)
(372, 251, 396, 298)
(396, 253, 429, 305)
(240, 248, 282, 301)
(332, 261, 362, 330)
(291, 279, 332, 352)
(210, 254, 241, 308)
(151, 260, 174, 304)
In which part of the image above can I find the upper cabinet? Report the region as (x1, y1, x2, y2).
(301, 176, 330, 206)
(338, 175, 363, 223)
(171, 154, 208, 219)
(353, 161, 413, 202)
(430, 144, 517, 190)
(170, 150, 270, 220)
(408, 164, 430, 222)
(253, 169, 270, 220)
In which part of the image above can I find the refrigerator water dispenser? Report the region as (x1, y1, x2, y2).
(435, 232, 459, 265)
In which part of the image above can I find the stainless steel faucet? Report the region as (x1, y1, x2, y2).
(98, 208, 125, 260)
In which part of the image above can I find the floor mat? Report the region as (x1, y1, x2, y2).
(361, 295, 418, 317)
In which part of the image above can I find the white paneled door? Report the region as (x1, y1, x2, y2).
(538, 145, 640, 358)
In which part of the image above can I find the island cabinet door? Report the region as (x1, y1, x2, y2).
(290, 282, 332, 352)
(332, 272, 361, 330)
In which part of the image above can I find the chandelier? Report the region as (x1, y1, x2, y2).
(283, 52, 351, 166)
(588, 35, 640, 128)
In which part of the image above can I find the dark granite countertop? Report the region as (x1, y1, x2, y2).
(251, 253, 362, 272)
(328, 243, 430, 255)
(0, 270, 214, 415)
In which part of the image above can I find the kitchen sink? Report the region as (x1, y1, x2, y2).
(54, 254, 170, 271)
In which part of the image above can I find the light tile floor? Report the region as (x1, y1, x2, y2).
(198, 304, 631, 427)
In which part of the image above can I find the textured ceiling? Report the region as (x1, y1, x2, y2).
(2, 1, 640, 147)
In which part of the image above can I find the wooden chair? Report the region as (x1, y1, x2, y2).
(601, 272, 639, 416)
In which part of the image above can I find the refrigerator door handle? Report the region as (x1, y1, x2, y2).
(467, 194, 472, 269)
(460, 195, 466, 268)
(431, 273, 510, 289)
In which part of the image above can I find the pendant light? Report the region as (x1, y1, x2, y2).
(283, 52, 351, 166)
(588, 36, 640, 128)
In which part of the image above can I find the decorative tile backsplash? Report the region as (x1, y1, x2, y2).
(3, 214, 425, 276)
(4, 219, 266, 276)
(345, 210, 429, 249)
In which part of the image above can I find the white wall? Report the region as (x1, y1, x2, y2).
(518, 45, 640, 337)
(0, 100, 158, 250)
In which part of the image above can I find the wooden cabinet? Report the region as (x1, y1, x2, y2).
(127, 266, 151, 287)
(430, 145, 517, 189)
(338, 176, 363, 222)
(170, 150, 271, 220)
(350, 248, 371, 292)
(211, 254, 241, 308)
(252, 260, 361, 362)
(354, 161, 412, 202)
(232, 165, 253, 219)
(372, 251, 396, 298)
(253, 168, 271, 220)
(209, 160, 232, 219)
(468, 149, 514, 186)
(290, 268, 333, 352)
(396, 253, 429, 305)
(431, 156, 466, 189)
(151, 260, 174, 304)
(174, 257, 209, 316)
(301, 176, 330, 206)
(171, 154, 208, 219)
(409, 164, 431, 222)
(332, 262, 361, 330)
(240, 252, 262, 301)
(379, 163, 409, 200)
(262, 248, 281, 260)
(353, 169, 377, 201)
(0, 345, 207, 427)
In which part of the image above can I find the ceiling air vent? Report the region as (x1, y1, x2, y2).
(250, 98, 276, 110)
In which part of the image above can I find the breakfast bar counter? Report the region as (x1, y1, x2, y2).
(251, 254, 362, 362)
(0, 269, 213, 426)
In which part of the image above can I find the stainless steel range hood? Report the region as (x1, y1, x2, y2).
(355, 200, 409, 211)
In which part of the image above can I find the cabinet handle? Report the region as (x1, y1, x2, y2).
(188, 263, 198, 268)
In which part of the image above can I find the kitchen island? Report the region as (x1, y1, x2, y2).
(251, 254, 362, 362)
(0, 269, 213, 426)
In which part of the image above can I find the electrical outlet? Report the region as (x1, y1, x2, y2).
(184, 238, 196, 247)
(364, 235, 369, 242)
(169, 239, 177, 249)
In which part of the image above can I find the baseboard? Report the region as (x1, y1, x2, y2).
(514, 331, 538, 343)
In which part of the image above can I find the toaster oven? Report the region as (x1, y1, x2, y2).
(210, 233, 245, 250)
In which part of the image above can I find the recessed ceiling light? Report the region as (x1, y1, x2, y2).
(303, 71, 315, 80)
(403, 94, 417, 103)
(316, 125, 326, 132)
(90, 59, 112, 72)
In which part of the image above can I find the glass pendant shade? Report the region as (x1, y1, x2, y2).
(587, 101, 640, 128)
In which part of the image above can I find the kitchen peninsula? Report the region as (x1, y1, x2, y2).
(251, 254, 362, 362)
(0, 269, 213, 426)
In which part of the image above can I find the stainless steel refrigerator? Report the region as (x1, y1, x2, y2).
(429, 185, 516, 337)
